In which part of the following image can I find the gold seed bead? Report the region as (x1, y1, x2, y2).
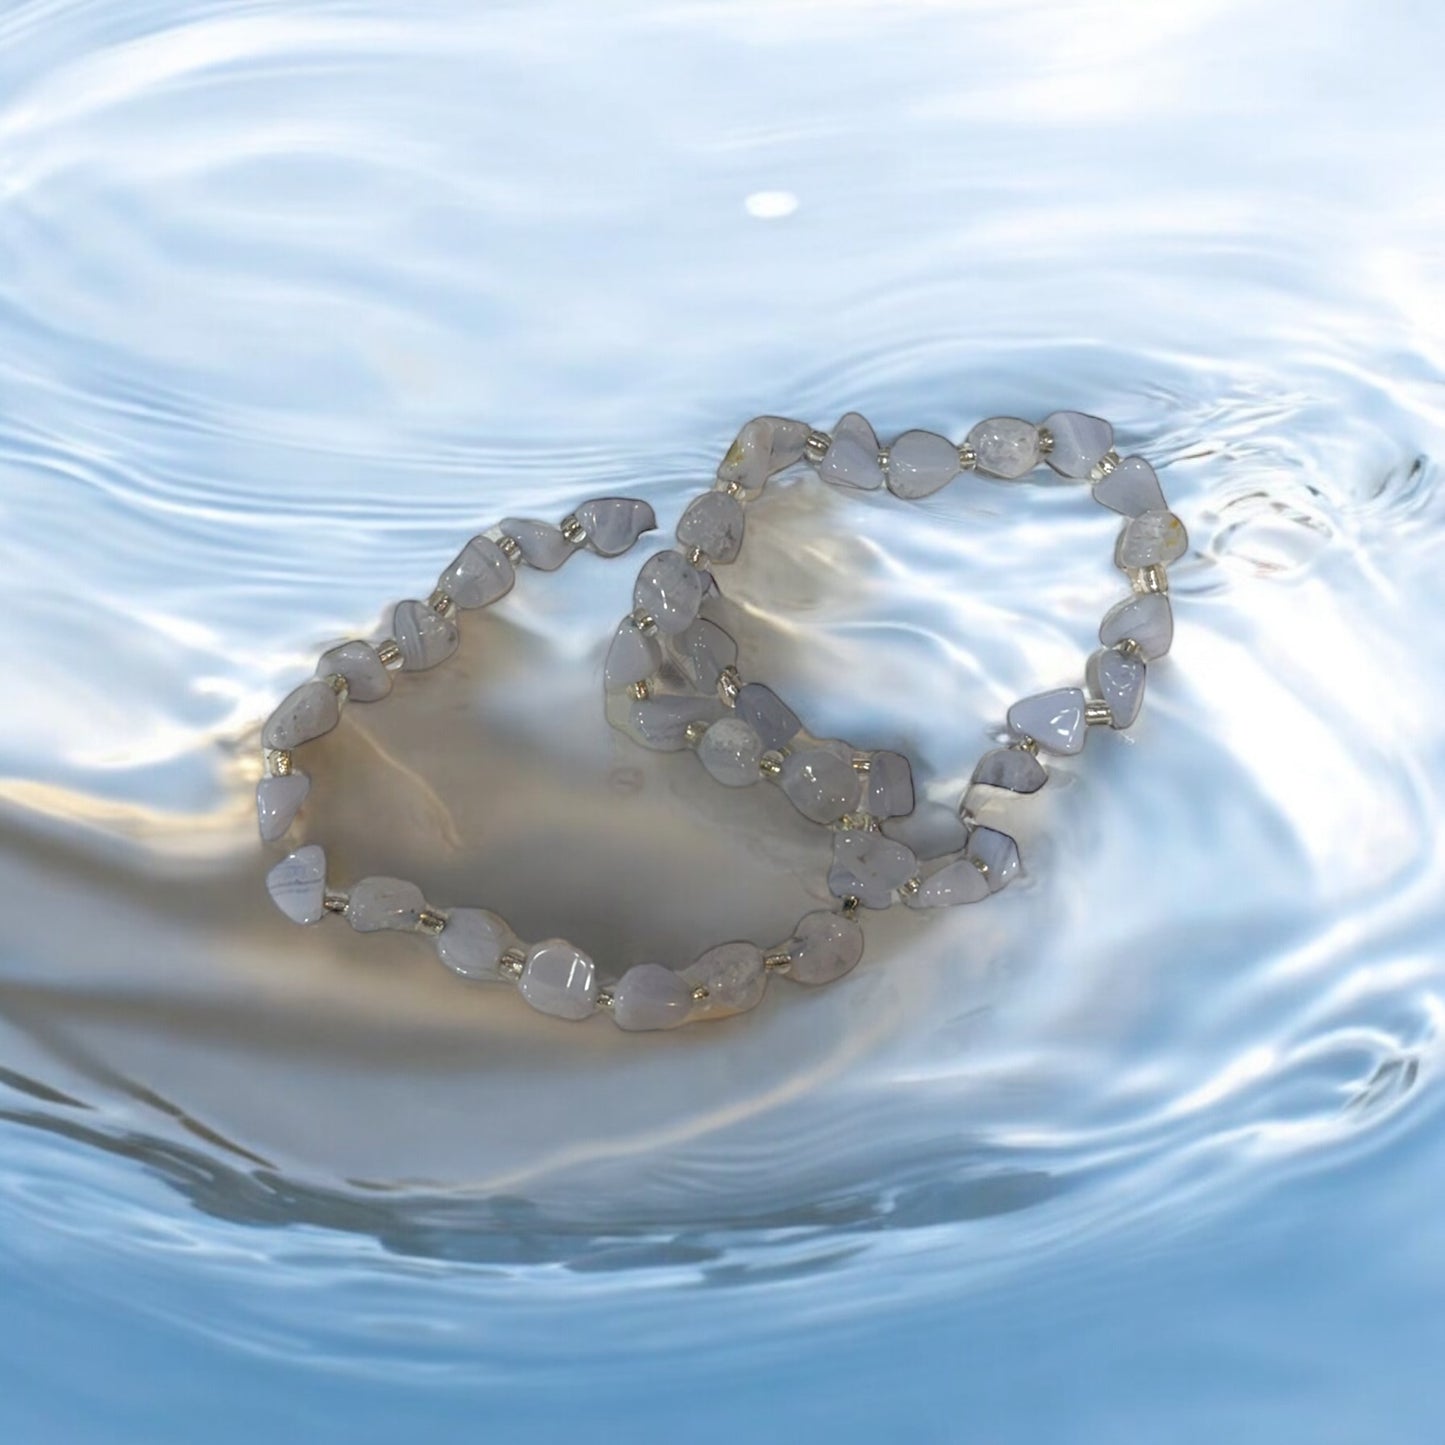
(971, 857, 991, 880)
(324, 672, 349, 697)
(851, 753, 872, 773)
(496, 534, 523, 563)
(720, 478, 747, 499)
(499, 948, 526, 981)
(1012, 736, 1040, 755)
(416, 908, 447, 935)
(323, 892, 349, 915)
(376, 638, 402, 668)
(560, 514, 586, 545)
(764, 950, 792, 973)
(265, 748, 293, 777)
(596, 989, 615, 1009)
(691, 985, 710, 1003)
(631, 608, 658, 635)
(901, 877, 922, 897)
(629, 679, 652, 701)
(685, 719, 710, 746)
(1117, 638, 1145, 661)
(1037, 426, 1054, 455)
(1085, 699, 1113, 727)
(841, 896, 861, 917)
(717, 665, 741, 705)
(428, 588, 456, 617)
(759, 752, 784, 778)
(1130, 564, 1169, 595)
(958, 443, 978, 471)
(804, 429, 831, 462)
(685, 545, 707, 568)
(1089, 450, 1121, 482)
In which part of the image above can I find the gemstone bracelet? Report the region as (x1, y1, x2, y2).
(260, 409, 1184, 1030)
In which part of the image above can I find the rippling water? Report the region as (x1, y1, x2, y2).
(3, 1, 1445, 1440)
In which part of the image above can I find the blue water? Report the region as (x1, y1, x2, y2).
(3, 2, 1445, 1440)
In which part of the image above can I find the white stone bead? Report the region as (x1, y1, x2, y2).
(435, 908, 512, 979)
(1099, 593, 1173, 660)
(819, 412, 884, 491)
(1042, 411, 1113, 479)
(262, 679, 341, 750)
(265, 844, 326, 924)
(317, 641, 392, 702)
(1116, 509, 1188, 568)
(866, 750, 914, 818)
(626, 694, 725, 751)
(786, 910, 864, 985)
(697, 717, 763, 786)
(968, 826, 1020, 892)
(675, 491, 745, 563)
(886, 429, 960, 499)
(394, 599, 460, 670)
(717, 416, 811, 497)
(256, 772, 310, 843)
(779, 744, 862, 824)
(1087, 647, 1146, 729)
(1094, 456, 1166, 516)
(672, 618, 737, 691)
(604, 619, 662, 690)
(1007, 687, 1087, 756)
(735, 682, 801, 751)
(967, 417, 1040, 479)
(439, 536, 515, 608)
(347, 876, 425, 932)
(906, 856, 991, 908)
(828, 830, 919, 909)
(683, 942, 767, 1019)
(633, 550, 704, 635)
(576, 497, 657, 556)
(612, 963, 694, 1031)
(971, 748, 1047, 793)
(499, 518, 575, 571)
(518, 939, 597, 1020)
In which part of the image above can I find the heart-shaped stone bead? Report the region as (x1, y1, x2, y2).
(717, 416, 812, 497)
(886, 429, 960, 499)
(604, 619, 662, 690)
(1099, 593, 1173, 660)
(393, 599, 459, 670)
(972, 747, 1047, 793)
(265, 844, 326, 924)
(1006, 687, 1087, 755)
(576, 497, 657, 556)
(1042, 411, 1113, 479)
(262, 679, 341, 750)
(500, 518, 575, 571)
(968, 417, 1040, 479)
(828, 829, 919, 909)
(1094, 456, 1166, 516)
(256, 771, 310, 843)
(317, 640, 392, 701)
(675, 491, 745, 563)
(967, 826, 1020, 892)
(819, 412, 884, 491)
(633, 550, 704, 635)
(786, 910, 864, 985)
(682, 941, 767, 1019)
(1086, 646, 1147, 728)
(439, 535, 515, 607)
(1116, 509, 1188, 568)
(906, 855, 991, 908)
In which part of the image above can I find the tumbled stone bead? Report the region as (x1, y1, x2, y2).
(1007, 687, 1087, 756)
(1094, 456, 1166, 516)
(633, 550, 704, 635)
(394, 599, 459, 671)
(1099, 593, 1173, 660)
(439, 536, 515, 608)
(819, 412, 884, 491)
(828, 830, 919, 909)
(347, 875, 425, 932)
(717, 415, 811, 497)
(906, 856, 991, 908)
(612, 963, 694, 1031)
(1042, 411, 1113, 479)
(518, 939, 597, 1020)
(787, 910, 864, 985)
(317, 640, 392, 702)
(967, 826, 1020, 892)
(675, 491, 745, 563)
(604, 618, 662, 689)
(735, 682, 801, 751)
(683, 941, 767, 1019)
(256, 771, 310, 843)
(697, 717, 763, 787)
(672, 618, 737, 691)
(972, 747, 1047, 793)
(779, 744, 862, 824)
(576, 497, 657, 556)
(886, 429, 960, 499)
(265, 844, 326, 924)
(1087, 646, 1146, 729)
(262, 679, 340, 750)
(435, 908, 511, 979)
(499, 518, 575, 571)
(1116, 508, 1188, 568)
(967, 417, 1040, 479)
(866, 751, 915, 818)
(626, 694, 725, 751)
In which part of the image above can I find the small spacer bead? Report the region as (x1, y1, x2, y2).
(560, 513, 586, 545)
(1117, 637, 1146, 661)
(323, 892, 349, 915)
(1089, 450, 1121, 483)
(804, 429, 832, 462)
(691, 985, 710, 1002)
(851, 753, 872, 773)
(596, 989, 615, 1009)
(499, 947, 526, 981)
(631, 608, 658, 635)
(1037, 426, 1054, 455)
(971, 856, 991, 881)
(1012, 736, 1040, 756)
(1085, 699, 1113, 727)
(684, 719, 710, 746)
(764, 950, 792, 973)
(323, 672, 349, 698)
(900, 876, 922, 897)
(719, 478, 747, 499)
(1130, 564, 1169, 595)
(376, 638, 403, 669)
(837, 812, 877, 832)
(265, 748, 293, 777)
(629, 679, 652, 701)
(496, 534, 523, 563)
(685, 544, 708, 568)
(758, 751, 784, 778)
(841, 896, 861, 917)
(717, 665, 741, 705)
(428, 588, 456, 617)
(958, 443, 978, 471)
(416, 908, 447, 935)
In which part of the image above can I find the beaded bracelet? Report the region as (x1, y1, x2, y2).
(259, 408, 1185, 1031)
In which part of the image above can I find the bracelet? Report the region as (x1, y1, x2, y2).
(259, 408, 1185, 1032)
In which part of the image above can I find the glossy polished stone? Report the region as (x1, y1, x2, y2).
(576, 497, 657, 556)
(1094, 455, 1166, 516)
(394, 599, 460, 670)
(886, 429, 960, 499)
(262, 679, 341, 750)
(1087, 646, 1147, 728)
(972, 747, 1047, 793)
(499, 518, 575, 570)
(604, 619, 662, 689)
(435, 908, 511, 979)
(317, 640, 392, 702)
(779, 744, 862, 824)
(633, 550, 704, 635)
(819, 412, 884, 491)
(735, 682, 801, 751)
(866, 751, 915, 818)
(265, 844, 326, 924)
(439, 536, 515, 608)
(786, 910, 864, 985)
(612, 963, 695, 1031)
(717, 416, 811, 496)
(683, 941, 767, 1019)
(697, 717, 763, 786)
(675, 491, 745, 563)
(1099, 593, 1173, 660)
(1043, 411, 1113, 479)
(519, 939, 597, 1020)
(1116, 509, 1188, 568)
(347, 876, 425, 932)
(626, 694, 725, 751)
(256, 772, 310, 842)
(906, 855, 991, 908)
(1007, 687, 1087, 756)
(672, 618, 737, 691)
(967, 826, 1020, 892)
(967, 417, 1039, 479)
(828, 829, 919, 909)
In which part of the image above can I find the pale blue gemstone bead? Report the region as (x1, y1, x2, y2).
(633, 550, 704, 635)
(1094, 456, 1166, 516)
(906, 856, 991, 908)
(499, 518, 576, 570)
(604, 619, 663, 690)
(779, 744, 862, 824)
(1042, 411, 1113, 479)
(347, 876, 425, 932)
(518, 939, 597, 1020)
(717, 416, 811, 497)
(819, 412, 884, 491)
(672, 618, 737, 691)
(866, 750, 914, 818)
(576, 497, 657, 556)
(1087, 646, 1146, 729)
(265, 844, 326, 924)
(1099, 593, 1173, 660)
(735, 682, 801, 751)
(786, 910, 864, 985)
(317, 640, 392, 701)
(1116, 509, 1188, 568)
(828, 829, 919, 909)
(676, 491, 745, 563)
(697, 717, 763, 786)
(439, 535, 515, 608)
(612, 963, 695, 1031)
(967, 826, 1020, 892)
(394, 599, 459, 670)
(972, 747, 1047, 793)
(886, 429, 960, 499)
(1007, 687, 1087, 756)
(683, 941, 767, 1019)
(256, 771, 310, 843)
(262, 679, 340, 749)
(626, 694, 725, 751)
(967, 417, 1040, 479)
(435, 908, 512, 980)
